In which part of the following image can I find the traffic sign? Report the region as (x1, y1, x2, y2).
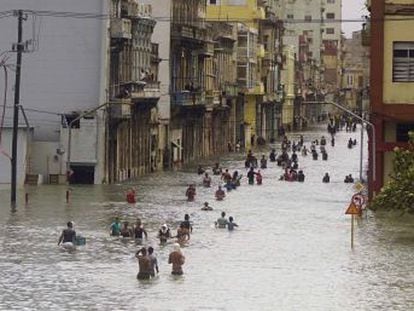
(345, 202, 361, 215)
(352, 193, 365, 207)
(353, 182, 365, 193)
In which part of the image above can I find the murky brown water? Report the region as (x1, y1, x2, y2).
(1, 127, 414, 310)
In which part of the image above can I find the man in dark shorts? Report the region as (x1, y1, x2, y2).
(180, 214, 193, 233)
(58, 221, 76, 246)
(135, 248, 152, 280)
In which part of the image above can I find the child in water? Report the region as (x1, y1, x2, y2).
(227, 217, 238, 231)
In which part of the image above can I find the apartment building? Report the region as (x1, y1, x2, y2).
(321, 0, 342, 94)
(342, 30, 370, 112)
(368, 0, 414, 197)
(107, 0, 161, 182)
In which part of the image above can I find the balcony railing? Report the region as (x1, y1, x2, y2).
(199, 42, 215, 57)
(111, 18, 132, 40)
(131, 81, 161, 101)
(215, 23, 234, 41)
(223, 84, 239, 97)
(172, 24, 207, 42)
(248, 82, 265, 95)
(172, 91, 205, 107)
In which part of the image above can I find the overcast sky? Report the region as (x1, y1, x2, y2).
(342, 0, 368, 37)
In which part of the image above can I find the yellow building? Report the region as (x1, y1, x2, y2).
(369, 0, 414, 197)
(207, 0, 265, 149)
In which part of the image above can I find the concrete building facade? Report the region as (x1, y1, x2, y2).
(368, 0, 414, 197)
(107, 0, 162, 183)
(321, 0, 342, 93)
(341, 30, 370, 112)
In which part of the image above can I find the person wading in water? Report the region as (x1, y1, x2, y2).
(169, 243, 185, 276)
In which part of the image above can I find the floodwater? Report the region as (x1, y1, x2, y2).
(1, 127, 414, 311)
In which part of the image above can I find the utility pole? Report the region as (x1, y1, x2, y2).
(11, 10, 25, 207)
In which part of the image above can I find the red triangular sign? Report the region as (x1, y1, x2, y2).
(345, 202, 360, 215)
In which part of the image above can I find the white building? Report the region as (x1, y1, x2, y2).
(0, 127, 32, 187)
(0, 0, 109, 184)
(321, 0, 342, 92)
(282, 0, 324, 65)
(322, 0, 342, 45)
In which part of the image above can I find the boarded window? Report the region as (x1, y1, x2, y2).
(393, 42, 414, 82)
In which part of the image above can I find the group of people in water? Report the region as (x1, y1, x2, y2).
(110, 214, 192, 279)
(59, 116, 361, 281)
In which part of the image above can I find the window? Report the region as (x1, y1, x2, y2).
(396, 123, 414, 142)
(208, 0, 219, 4)
(326, 13, 335, 19)
(287, 14, 294, 19)
(327, 0, 335, 3)
(326, 28, 335, 34)
(393, 42, 414, 82)
(304, 15, 312, 22)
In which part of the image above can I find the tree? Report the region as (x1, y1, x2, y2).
(370, 132, 414, 213)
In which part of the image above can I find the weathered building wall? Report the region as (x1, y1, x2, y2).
(0, 0, 109, 184)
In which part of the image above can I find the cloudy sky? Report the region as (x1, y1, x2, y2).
(342, 0, 368, 37)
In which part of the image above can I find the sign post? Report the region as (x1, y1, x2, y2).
(345, 201, 361, 249)
(351, 214, 355, 249)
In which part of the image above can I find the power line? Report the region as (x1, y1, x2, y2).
(0, 9, 407, 24)
(4, 105, 63, 116)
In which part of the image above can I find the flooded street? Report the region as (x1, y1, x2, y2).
(1, 127, 414, 311)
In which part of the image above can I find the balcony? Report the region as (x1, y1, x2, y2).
(131, 81, 161, 101)
(172, 91, 205, 107)
(361, 21, 370, 47)
(205, 90, 221, 107)
(111, 18, 132, 40)
(223, 83, 239, 97)
(172, 24, 207, 43)
(109, 99, 132, 120)
(215, 23, 235, 41)
(122, 1, 153, 19)
(199, 42, 215, 57)
(247, 82, 265, 95)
